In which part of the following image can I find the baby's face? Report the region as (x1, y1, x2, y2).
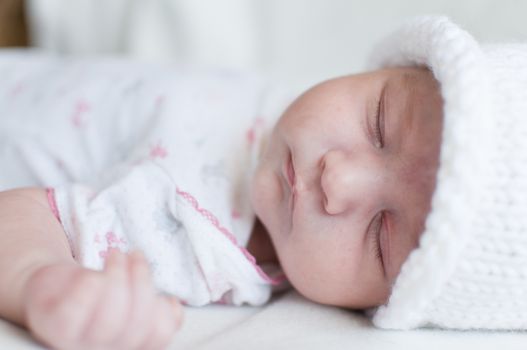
(251, 67, 443, 308)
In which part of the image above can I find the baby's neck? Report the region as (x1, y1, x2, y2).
(247, 218, 278, 265)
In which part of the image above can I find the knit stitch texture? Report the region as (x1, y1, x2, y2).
(364, 15, 527, 330)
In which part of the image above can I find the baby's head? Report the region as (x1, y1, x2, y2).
(251, 66, 443, 309)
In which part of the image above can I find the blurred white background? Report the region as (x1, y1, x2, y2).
(26, 0, 527, 90)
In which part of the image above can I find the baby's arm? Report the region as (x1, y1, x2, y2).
(0, 187, 182, 350)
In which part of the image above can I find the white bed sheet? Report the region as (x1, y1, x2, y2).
(2, 290, 526, 350)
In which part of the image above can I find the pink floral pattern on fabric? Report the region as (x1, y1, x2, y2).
(96, 231, 128, 260)
(150, 140, 168, 159)
(231, 209, 241, 219)
(71, 99, 91, 128)
(245, 117, 265, 147)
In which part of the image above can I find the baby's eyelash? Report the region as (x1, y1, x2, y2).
(373, 88, 386, 148)
(368, 212, 384, 266)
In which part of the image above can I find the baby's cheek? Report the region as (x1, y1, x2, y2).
(250, 169, 277, 226)
(281, 233, 343, 296)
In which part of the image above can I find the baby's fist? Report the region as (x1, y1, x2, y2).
(23, 249, 183, 350)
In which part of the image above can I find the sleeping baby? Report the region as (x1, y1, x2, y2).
(0, 15, 525, 350)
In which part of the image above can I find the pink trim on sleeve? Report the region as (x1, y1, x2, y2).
(45, 187, 62, 224)
(175, 187, 284, 286)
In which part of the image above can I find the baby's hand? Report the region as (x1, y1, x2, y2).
(23, 249, 182, 350)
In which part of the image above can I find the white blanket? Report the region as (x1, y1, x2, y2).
(0, 48, 289, 308)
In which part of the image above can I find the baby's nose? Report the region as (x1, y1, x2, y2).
(320, 149, 382, 215)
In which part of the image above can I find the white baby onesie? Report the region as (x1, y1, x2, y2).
(0, 49, 293, 306)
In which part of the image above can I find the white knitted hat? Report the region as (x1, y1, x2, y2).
(364, 15, 527, 330)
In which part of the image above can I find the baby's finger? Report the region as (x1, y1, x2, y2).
(114, 250, 157, 349)
(81, 249, 130, 345)
(139, 296, 182, 350)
